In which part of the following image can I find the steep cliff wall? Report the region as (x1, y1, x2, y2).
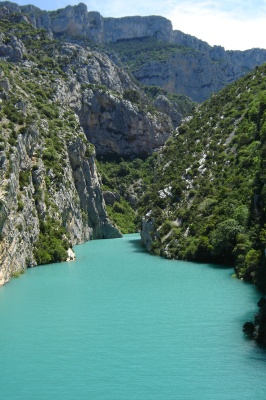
(130, 47, 266, 102)
(1, 2, 266, 102)
(108, 38, 266, 102)
(0, 21, 124, 285)
(47, 42, 174, 158)
(103, 15, 173, 43)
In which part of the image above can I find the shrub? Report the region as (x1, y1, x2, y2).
(19, 170, 31, 190)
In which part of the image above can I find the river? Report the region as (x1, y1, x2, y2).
(0, 233, 265, 399)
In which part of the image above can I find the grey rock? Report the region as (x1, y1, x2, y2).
(103, 15, 173, 43)
(140, 216, 154, 252)
(126, 193, 138, 208)
(0, 34, 25, 62)
(154, 95, 182, 127)
(15, 101, 27, 114)
(0, 77, 10, 91)
(103, 191, 121, 206)
(79, 88, 173, 158)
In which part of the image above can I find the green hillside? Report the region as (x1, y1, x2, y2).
(139, 66, 266, 278)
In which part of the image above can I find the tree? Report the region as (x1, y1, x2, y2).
(211, 219, 243, 263)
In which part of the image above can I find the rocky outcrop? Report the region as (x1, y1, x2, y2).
(103, 15, 173, 43)
(67, 138, 120, 239)
(243, 297, 266, 347)
(154, 95, 182, 128)
(79, 87, 173, 158)
(131, 46, 266, 102)
(52, 43, 174, 158)
(103, 191, 120, 206)
(0, 33, 25, 61)
(140, 215, 154, 252)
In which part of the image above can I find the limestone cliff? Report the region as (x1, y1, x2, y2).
(131, 34, 266, 102)
(1, 2, 266, 102)
(0, 21, 124, 285)
(0, 121, 121, 285)
(46, 42, 174, 158)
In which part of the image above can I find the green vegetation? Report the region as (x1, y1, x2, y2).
(97, 157, 157, 233)
(11, 269, 25, 278)
(104, 37, 193, 72)
(34, 219, 69, 265)
(106, 198, 136, 234)
(138, 64, 266, 293)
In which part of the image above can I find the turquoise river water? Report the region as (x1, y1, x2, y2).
(0, 233, 266, 399)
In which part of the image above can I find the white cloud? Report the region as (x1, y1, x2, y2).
(165, 1, 266, 50)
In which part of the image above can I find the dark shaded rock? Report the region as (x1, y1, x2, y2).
(103, 191, 121, 206)
(126, 193, 138, 208)
(243, 321, 255, 336)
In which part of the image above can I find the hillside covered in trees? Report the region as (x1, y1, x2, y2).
(138, 64, 266, 345)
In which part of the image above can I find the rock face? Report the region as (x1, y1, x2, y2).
(0, 26, 125, 285)
(53, 43, 174, 158)
(154, 95, 182, 128)
(140, 215, 154, 252)
(103, 191, 120, 206)
(0, 120, 121, 285)
(0, 33, 25, 61)
(132, 43, 266, 102)
(103, 15, 173, 43)
(79, 87, 172, 158)
(8, 3, 173, 44)
(243, 297, 266, 347)
(1, 2, 266, 101)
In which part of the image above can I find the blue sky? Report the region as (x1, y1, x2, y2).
(10, 1, 266, 50)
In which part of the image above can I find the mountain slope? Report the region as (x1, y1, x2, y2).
(140, 64, 266, 275)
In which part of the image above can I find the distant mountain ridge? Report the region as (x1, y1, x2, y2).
(1, 1, 266, 101)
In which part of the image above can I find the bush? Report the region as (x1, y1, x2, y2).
(41, 105, 59, 119)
